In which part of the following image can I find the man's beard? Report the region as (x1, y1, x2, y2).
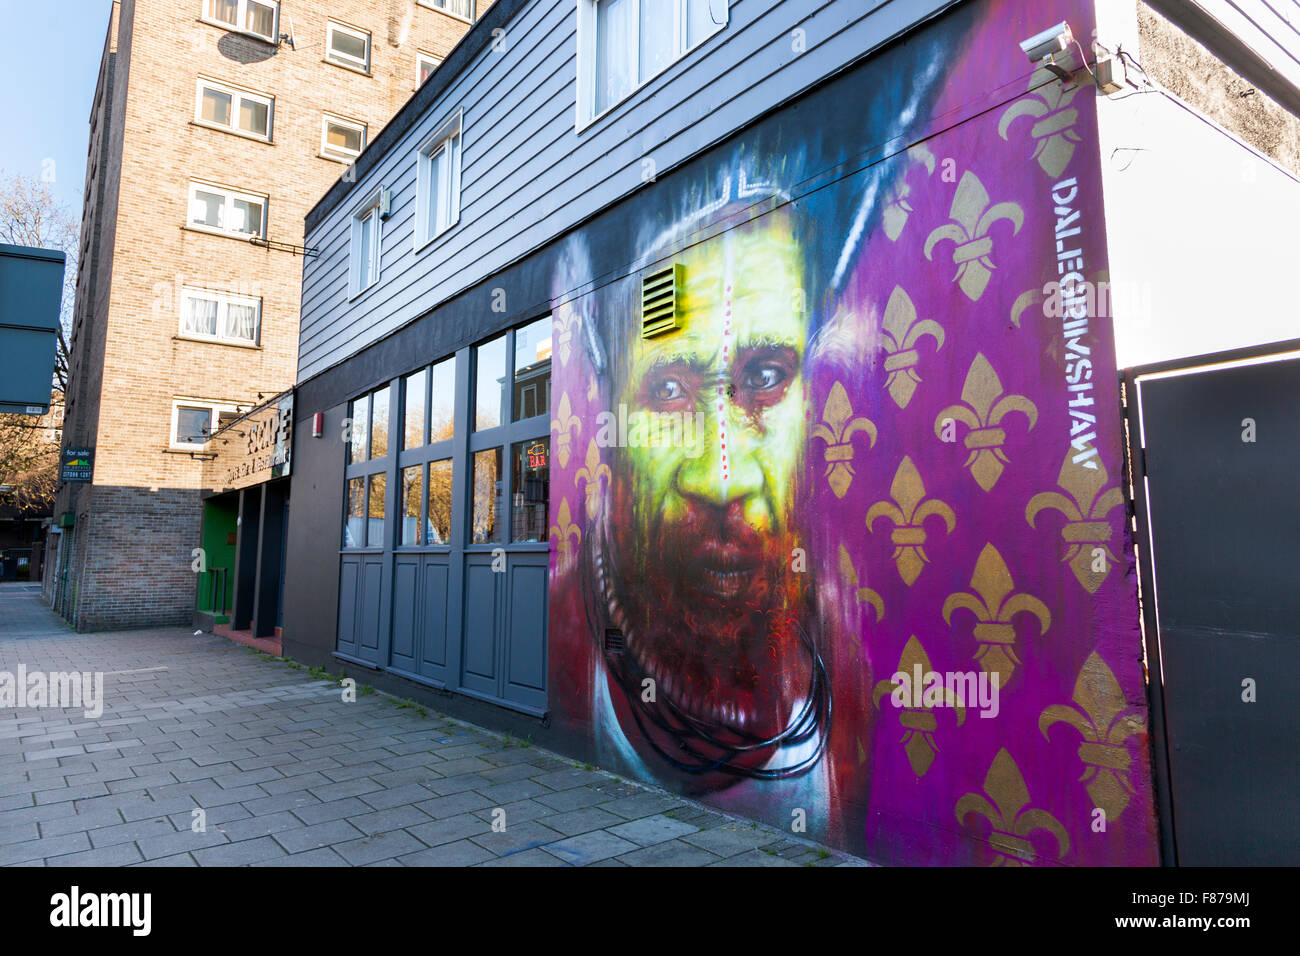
(594, 467, 827, 780)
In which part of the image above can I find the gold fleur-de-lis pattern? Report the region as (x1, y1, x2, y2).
(574, 438, 611, 521)
(882, 144, 936, 241)
(1040, 652, 1146, 821)
(872, 635, 965, 777)
(923, 171, 1024, 301)
(956, 749, 1070, 865)
(942, 543, 1050, 687)
(1026, 451, 1125, 593)
(880, 285, 945, 409)
(812, 381, 877, 498)
(837, 543, 884, 623)
(998, 68, 1084, 178)
(549, 497, 581, 559)
(866, 456, 956, 586)
(550, 391, 581, 469)
(935, 353, 1037, 492)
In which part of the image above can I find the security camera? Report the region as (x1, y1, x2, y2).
(1020, 22, 1072, 63)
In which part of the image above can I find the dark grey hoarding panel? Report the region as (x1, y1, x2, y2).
(0, 243, 66, 412)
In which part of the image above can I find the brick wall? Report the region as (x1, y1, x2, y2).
(55, 0, 486, 630)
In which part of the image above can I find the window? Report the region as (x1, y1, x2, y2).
(417, 51, 441, 86)
(171, 400, 239, 449)
(187, 181, 268, 239)
(512, 316, 552, 421)
(326, 20, 371, 72)
(343, 385, 393, 549)
(350, 188, 383, 297)
(195, 78, 273, 140)
(578, 0, 728, 126)
(204, 0, 279, 43)
(179, 287, 261, 346)
(473, 334, 507, 431)
(416, 112, 462, 248)
(418, 0, 473, 20)
(321, 113, 366, 162)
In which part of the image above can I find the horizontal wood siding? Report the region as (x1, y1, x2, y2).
(299, 0, 956, 381)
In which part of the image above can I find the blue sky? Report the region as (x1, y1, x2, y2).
(0, 0, 117, 216)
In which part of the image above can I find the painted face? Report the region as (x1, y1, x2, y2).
(605, 209, 811, 746)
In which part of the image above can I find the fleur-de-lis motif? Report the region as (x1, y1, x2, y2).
(872, 635, 965, 777)
(1026, 451, 1125, 593)
(935, 353, 1037, 492)
(551, 299, 580, 365)
(880, 286, 944, 409)
(882, 144, 936, 241)
(812, 381, 877, 498)
(586, 376, 598, 401)
(836, 544, 883, 623)
(1010, 286, 1046, 328)
(1040, 652, 1146, 821)
(956, 748, 1070, 866)
(998, 68, 1084, 178)
(924, 171, 1024, 301)
(574, 438, 611, 521)
(943, 544, 1050, 686)
(549, 497, 581, 558)
(866, 456, 955, 586)
(550, 391, 581, 469)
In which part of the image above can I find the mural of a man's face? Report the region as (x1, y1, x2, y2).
(604, 209, 813, 764)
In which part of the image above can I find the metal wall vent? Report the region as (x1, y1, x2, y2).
(641, 263, 682, 338)
(604, 628, 626, 654)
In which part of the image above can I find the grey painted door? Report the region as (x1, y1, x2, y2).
(1133, 350, 1300, 865)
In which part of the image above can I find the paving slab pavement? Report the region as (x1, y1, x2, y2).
(0, 584, 868, 867)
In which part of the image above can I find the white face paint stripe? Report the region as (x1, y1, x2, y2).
(719, 237, 735, 487)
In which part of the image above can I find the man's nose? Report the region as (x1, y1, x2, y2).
(674, 414, 765, 509)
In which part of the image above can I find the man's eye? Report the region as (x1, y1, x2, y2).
(743, 365, 786, 391)
(652, 378, 686, 402)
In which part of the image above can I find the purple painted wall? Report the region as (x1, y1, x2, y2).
(546, 0, 1160, 865)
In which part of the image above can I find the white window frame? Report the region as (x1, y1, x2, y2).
(350, 187, 384, 299)
(575, 0, 729, 130)
(201, 0, 281, 45)
(414, 109, 463, 251)
(325, 19, 371, 73)
(187, 180, 269, 240)
(178, 287, 263, 347)
(194, 76, 274, 141)
(170, 399, 241, 450)
(416, 50, 442, 87)
(417, 0, 474, 23)
(320, 113, 367, 163)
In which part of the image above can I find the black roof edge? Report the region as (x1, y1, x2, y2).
(305, 0, 530, 234)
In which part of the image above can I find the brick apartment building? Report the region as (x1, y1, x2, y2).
(47, 0, 489, 630)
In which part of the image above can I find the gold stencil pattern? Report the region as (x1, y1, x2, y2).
(943, 543, 1050, 686)
(813, 381, 877, 498)
(1026, 450, 1125, 593)
(837, 543, 884, 622)
(872, 635, 965, 777)
(882, 144, 936, 241)
(867, 456, 955, 586)
(956, 748, 1070, 865)
(574, 438, 611, 521)
(923, 171, 1024, 301)
(935, 353, 1037, 492)
(998, 68, 1084, 178)
(1040, 652, 1145, 821)
(880, 285, 945, 409)
(551, 391, 581, 469)
(549, 497, 581, 558)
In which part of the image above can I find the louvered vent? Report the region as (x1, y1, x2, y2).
(641, 263, 682, 338)
(604, 628, 626, 654)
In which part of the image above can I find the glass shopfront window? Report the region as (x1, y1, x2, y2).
(512, 317, 551, 422)
(401, 465, 422, 545)
(348, 394, 369, 464)
(426, 459, 453, 544)
(511, 437, 550, 543)
(429, 357, 456, 443)
(367, 473, 386, 547)
(471, 447, 502, 544)
(403, 369, 427, 450)
(345, 476, 364, 547)
(473, 334, 507, 431)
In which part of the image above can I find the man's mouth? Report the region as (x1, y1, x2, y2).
(683, 541, 764, 602)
